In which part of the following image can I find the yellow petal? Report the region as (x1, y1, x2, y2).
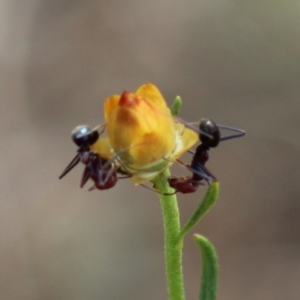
(104, 90, 176, 169)
(90, 137, 112, 160)
(172, 123, 199, 160)
(135, 83, 168, 107)
(104, 94, 120, 121)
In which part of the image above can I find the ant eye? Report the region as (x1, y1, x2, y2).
(200, 118, 216, 134)
(199, 118, 220, 147)
(72, 125, 99, 147)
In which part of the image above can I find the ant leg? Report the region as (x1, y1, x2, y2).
(188, 149, 195, 155)
(117, 175, 132, 179)
(93, 123, 106, 136)
(116, 166, 132, 178)
(163, 190, 177, 196)
(188, 164, 216, 183)
(88, 185, 97, 191)
(98, 167, 116, 186)
(176, 159, 190, 168)
(140, 183, 170, 195)
(80, 166, 91, 188)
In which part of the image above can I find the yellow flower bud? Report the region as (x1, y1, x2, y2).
(91, 83, 199, 184)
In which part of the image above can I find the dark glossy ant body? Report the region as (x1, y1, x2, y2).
(168, 118, 245, 194)
(59, 125, 128, 190)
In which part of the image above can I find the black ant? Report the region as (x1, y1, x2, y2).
(59, 125, 129, 190)
(168, 118, 245, 194)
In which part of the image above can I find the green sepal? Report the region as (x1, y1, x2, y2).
(171, 96, 182, 116)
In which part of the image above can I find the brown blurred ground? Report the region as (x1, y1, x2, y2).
(1, 1, 300, 299)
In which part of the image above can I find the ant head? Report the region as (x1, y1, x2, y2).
(199, 118, 220, 148)
(71, 125, 99, 148)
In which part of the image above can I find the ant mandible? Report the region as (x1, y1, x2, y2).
(168, 118, 245, 194)
(59, 125, 128, 190)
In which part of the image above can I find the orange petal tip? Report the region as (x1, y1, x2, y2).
(119, 92, 139, 108)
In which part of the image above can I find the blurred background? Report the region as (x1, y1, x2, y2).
(1, 1, 300, 299)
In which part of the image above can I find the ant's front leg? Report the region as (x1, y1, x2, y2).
(188, 163, 217, 184)
(116, 167, 133, 179)
(80, 165, 91, 188)
(176, 158, 191, 169)
(175, 158, 216, 182)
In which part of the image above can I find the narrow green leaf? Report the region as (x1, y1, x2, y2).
(171, 96, 182, 116)
(194, 235, 218, 300)
(175, 181, 219, 249)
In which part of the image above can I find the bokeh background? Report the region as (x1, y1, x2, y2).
(1, 1, 300, 299)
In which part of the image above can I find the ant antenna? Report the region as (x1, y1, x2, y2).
(216, 124, 245, 142)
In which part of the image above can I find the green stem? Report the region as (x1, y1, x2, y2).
(154, 168, 185, 300)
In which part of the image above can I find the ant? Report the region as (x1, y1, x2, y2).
(168, 118, 245, 194)
(59, 125, 130, 190)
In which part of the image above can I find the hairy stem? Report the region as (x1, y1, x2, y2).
(154, 168, 185, 300)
